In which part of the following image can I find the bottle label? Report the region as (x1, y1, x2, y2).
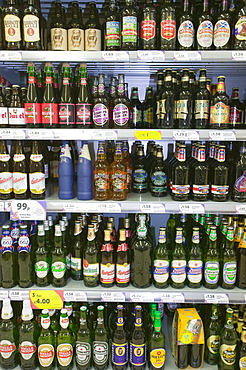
(112, 342, 128, 365)
(133, 169, 148, 190)
(11, 227, 19, 243)
(51, 159, 59, 179)
(132, 107, 142, 124)
(210, 102, 230, 124)
(187, 260, 203, 283)
(38, 344, 55, 367)
(178, 20, 194, 47)
(41, 103, 59, 125)
(172, 184, 190, 194)
(83, 262, 99, 277)
(239, 356, 246, 370)
(8, 107, 25, 126)
(71, 257, 82, 276)
(229, 107, 242, 124)
(151, 171, 167, 193)
(207, 335, 219, 354)
(171, 260, 186, 283)
(1, 235, 13, 253)
(197, 21, 213, 47)
(4, 14, 21, 42)
(76, 342, 91, 366)
(18, 235, 30, 253)
(100, 263, 115, 284)
(13, 171, 27, 194)
(153, 260, 169, 283)
(235, 16, 246, 40)
(105, 21, 120, 47)
(0, 340, 16, 359)
(29, 172, 45, 194)
(51, 261, 66, 278)
(122, 16, 137, 43)
(51, 28, 67, 51)
(214, 20, 230, 47)
(116, 263, 130, 283)
(75, 104, 92, 125)
(194, 100, 210, 119)
(130, 343, 146, 367)
(94, 172, 110, 191)
(23, 15, 40, 42)
(211, 185, 229, 195)
(143, 108, 153, 124)
(234, 172, 246, 192)
(19, 341, 36, 360)
(161, 20, 176, 40)
(150, 348, 166, 369)
(113, 104, 129, 126)
(93, 103, 108, 126)
(35, 261, 49, 278)
(175, 99, 189, 119)
(68, 28, 84, 51)
(193, 184, 209, 194)
(57, 343, 73, 366)
(24, 103, 42, 125)
(85, 29, 101, 51)
(0, 172, 12, 194)
(0, 107, 8, 125)
(58, 103, 75, 125)
(140, 20, 156, 41)
(220, 344, 236, 365)
(111, 173, 127, 191)
(93, 341, 108, 366)
(223, 261, 237, 284)
(204, 261, 219, 284)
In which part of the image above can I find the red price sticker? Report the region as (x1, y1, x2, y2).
(30, 290, 63, 310)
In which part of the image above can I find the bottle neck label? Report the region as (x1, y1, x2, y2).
(4, 15, 21, 43)
(23, 15, 40, 42)
(116, 263, 130, 284)
(140, 20, 156, 41)
(68, 28, 84, 51)
(112, 342, 128, 366)
(178, 21, 194, 47)
(113, 104, 129, 126)
(93, 104, 109, 126)
(214, 20, 230, 47)
(161, 20, 176, 40)
(58, 103, 75, 125)
(130, 343, 146, 367)
(153, 260, 169, 283)
(197, 21, 213, 47)
(204, 261, 219, 284)
(51, 28, 67, 51)
(106, 21, 120, 47)
(210, 102, 229, 125)
(38, 344, 54, 367)
(41, 103, 59, 125)
(85, 29, 101, 51)
(122, 16, 137, 43)
(76, 342, 91, 366)
(57, 343, 73, 366)
(93, 341, 108, 366)
(8, 108, 25, 126)
(235, 17, 246, 41)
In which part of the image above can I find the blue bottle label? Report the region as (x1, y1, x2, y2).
(18, 235, 31, 253)
(112, 342, 128, 365)
(234, 171, 246, 192)
(1, 235, 14, 253)
(130, 343, 146, 367)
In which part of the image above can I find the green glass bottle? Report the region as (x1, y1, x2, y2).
(71, 220, 83, 281)
(93, 306, 109, 370)
(112, 305, 128, 370)
(218, 308, 237, 370)
(130, 305, 146, 370)
(75, 306, 92, 370)
(204, 304, 221, 365)
(170, 228, 186, 289)
(149, 311, 165, 370)
(56, 309, 75, 370)
(83, 225, 100, 287)
(187, 227, 203, 288)
(38, 309, 55, 370)
(204, 226, 220, 289)
(166, 214, 178, 251)
(51, 225, 67, 287)
(35, 224, 50, 287)
(153, 227, 169, 288)
(238, 325, 246, 370)
(0, 225, 18, 288)
(221, 226, 237, 289)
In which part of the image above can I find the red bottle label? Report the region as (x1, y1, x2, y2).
(41, 103, 58, 125)
(28, 76, 37, 84)
(24, 103, 42, 125)
(161, 20, 176, 40)
(58, 103, 75, 125)
(75, 104, 93, 125)
(140, 20, 156, 41)
(229, 107, 242, 124)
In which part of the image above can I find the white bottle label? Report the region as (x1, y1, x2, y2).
(178, 20, 194, 47)
(38, 344, 55, 367)
(0, 171, 12, 194)
(29, 172, 45, 194)
(4, 14, 21, 42)
(0, 107, 8, 125)
(205, 261, 219, 284)
(35, 261, 49, 278)
(13, 172, 27, 195)
(76, 342, 91, 366)
(100, 263, 115, 284)
(8, 107, 25, 126)
(187, 260, 203, 283)
(0, 340, 16, 359)
(57, 343, 73, 367)
(223, 261, 237, 285)
(85, 29, 101, 51)
(68, 28, 84, 51)
(93, 341, 108, 366)
(153, 259, 169, 283)
(19, 341, 36, 360)
(197, 21, 213, 47)
(51, 28, 67, 51)
(171, 260, 186, 283)
(51, 261, 66, 278)
(83, 262, 99, 277)
(23, 14, 40, 42)
(116, 263, 130, 284)
(213, 20, 230, 47)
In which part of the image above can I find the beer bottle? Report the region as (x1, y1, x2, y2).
(19, 300, 38, 370)
(50, 141, 60, 182)
(0, 140, 12, 200)
(149, 311, 165, 370)
(59, 220, 70, 278)
(153, 71, 164, 128)
(121, 0, 138, 50)
(110, 143, 127, 201)
(237, 228, 246, 289)
(50, 1, 67, 51)
(131, 214, 152, 288)
(194, 69, 210, 128)
(18, 224, 33, 288)
(3, 0, 22, 50)
(59, 64, 75, 127)
(159, 0, 176, 50)
(221, 227, 237, 289)
(170, 227, 186, 289)
(150, 146, 167, 197)
(93, 142, 110, 201)
(132, 145, 148, 194)
(116, 229, 130, 287)
(53, 69, 60, 103)
(210, 76, 230, 129)
(56, 309, 75, 370)
(218, 307, 237, 370)
(204, 304, 221, 365)
(187, 227, 203, 288)
(140, 0, 156, 50)
(196, 0, 213, 50)
(177, 0, 194, 50)
(204, 226, 220, 289)
(130, 305, 146, 370)
(23, 0, 42, 50)
(42, 63, 59, 127)
(0, 298, 18, 369)
(112, 304, 128, 370)
(239, 325, 246, 370)
(122, 141, 133, 193)
(131, 87, 142, 128)
(229, 88, 243, 129)
(51, 225, 67, 287)
(34, 224, 50, 287)
(64, 302, 78, 333)
(237, 317, 244, 340)
(171, 144, 190, 201)
(38, 309, 55, 370)
(100, 229, 115, 287)
(104, 0, 120, 50)
(25, 63, 42, 128)
(213, 0, 231, 49)
(93, 306, 109, 370)
(85, 2, 101, 51)
(8, 85, 25, 127)
(192, 144, 209, 201)
(77, 143, 93, 201)
(83, 225, 100, 287)
(153, 227, 169, 289)
(92, 74, 109, 128)
(159, 68, 174, 129)
(174, 69, 192, 128)
(1, 225, 17, 288)
(112, 74, 132, 129)
(71, 220, 83, 281)
(68, 2, 84, 51)
(211, 145, 229, 202)
(58, 141, 74, 200)
(76, 64, 93, 128)
(142, 87, 153, 128)
(76, 306, 92, 370)
(29, 140, 45, 200)
(234, 0, 246, 49)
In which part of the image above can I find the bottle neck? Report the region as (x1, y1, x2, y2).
(217, 80, 226, 93)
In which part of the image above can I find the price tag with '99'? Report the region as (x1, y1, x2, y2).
(10, 200, 46, 220)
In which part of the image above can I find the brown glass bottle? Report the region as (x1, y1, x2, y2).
(211, 145, 229, 201)
(171, 144, 190, 201)
(0, 140, 12, 200)
(23, 0, 42, 50)
(50, 1, 67, 51)
(121, 0, 138, 50)
(209, 76, 230, 129)
(85, 2, 101, 51)
(192, 145, 209, 201)
(100, 229, 115, 288)
(142, 87, 153, 128)
(159, 68, 174, 128)
(174, 69, 192, 128)
(93, 142, 110, 201)
(150, 146, 168, 197)
(59, 64, 75, 128)
(3, 0, 22, 50)
(154, 70, 164, 128)
(112, 74, 131, 129)
(131, 87, 142, 128)
(68, 2, 84, 51)
(196, 0, 213, 50)
(13, 140, 28, 200)
(159, 0, 176, 50)
(229, 87, 243, 129)
(29, 140, 45, 200)
(110, 143, 127, 201)
(92, 74, 109, 128)
(8, 85, 25, 127)
(234, 0, 246, 49)
(140, 0, 157, 50)
(213, 0, 231, 49)
(177, 0, 194, 50)
(116, 229, 130, 287)
(0, 86, 8, 128)
(104, 0, 120, 51)
(194, 69, 210, 128)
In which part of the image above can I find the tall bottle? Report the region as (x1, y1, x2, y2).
(204, 304, 221, 365)
(140, 0, 156, 49)
(150, 146, 167, 197)
(131, 87, 142, 128)
(1, 225, 17, 288)
(142, 87, 153, 128)
(0, 86, 8, 128)
(29, 140, 45, 200)
(77, 143, 93, 200)
(204, 226, 220, 289)
(83, 225, 100, 287)
(76, 64, 93, 128)
(68, 2, 84, 51)
(85, 2, 101, 51)
(76, 306, 92, 370)
(25, 62, 42, 127)
(153, 227, 169, 289)
(100, 229, 115, 287)
(116, 229, 130, 288)
(38, 309, 55, 370)
(154, 71, 164, 128)
(177, 0, 194, 49)
(238, 228, 246, 289)
(110, 143, 127, 201)
(112, 304, 128, 370)
(170, 228, 186, 289)
(229, 88, 243, 129)
(194, 69, 210, 128)
(234, 0, 246, 49)
(59, 64, 75, 127)
(3, 0, 22, 50)
(130, 305, 146, 370)
(159, 68, 174, 128)
(18, 224, 33, 288)
(112, 74, 132, 129)
(239, 325, 246, 370)
(211, 145, 229, 202)
(196, 0, 213, 50)
(92, 74, 109, 128)
(42, 63, 58, 127)
(132, 145, 148, 194)
(149, 311, 165, 370)
(159, 0, 176, 50)
(8, 85, 25, 127)
(121, 0, 138, 50)
(174, 69, 192, 128)
(221, 227, 237, 289)
(50, 1, 67, 51)
(218, 308, 237, 370)
(0, 140, 12, 200)
(213, 0, 231, 49)
(23, 0, 42, 50)
(56, 309, 75, 370)
(104, 0, 120, 50)
(187, 227, 203, 288)
(192, 144, 209, 201)
(209, 76, 230, 129)
(171, 144, 190, 201)
(93, 306, 109, 370)
(35, 224, 50, 287)
(58, 141, 74, 200)
(51, 225, 67, 287)
(93, 142, 110, 201)
(71, 220, 83, 281)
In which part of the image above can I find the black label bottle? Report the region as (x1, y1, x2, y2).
(209, 76, 230, 129)
(159, 69, 174, 128)
(132, 145, 149, 194)
(171, 144, 190, 201)
(131, 87, 142, 128)
(194, 69, 210, 128)
(174, 69, 192, 129)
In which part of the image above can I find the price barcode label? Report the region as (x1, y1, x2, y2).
(173, 130, 199, 141)
(90, 130, 118, 140)
(130, 292, 155, 302)
(232, 51, 246, 61)
(63, 203, 77, 212)
(137, 50, 165, 61)
(9, 290, 29, 301)
(0, 130, 13, 139)
(101, 51, 129, 61)
(0, 51, 22, 60)
(174, 51, 201, 61)
(30, 290, 63, 309)
(0, 290, 9, 300)
(140, 204, 166, 213)
(179, 204, 205, 214)
(159, 292, 185, 303)
(101, 292, 125, 302)
(10, 200, 46, 221)
(209, 130, 236, 141)
(236, 205, 246, 214)
(27, 129, 54, 140)
(204, 293, 229, 304)
(64, 291, 87, 302)
(92, 203, 121, 213)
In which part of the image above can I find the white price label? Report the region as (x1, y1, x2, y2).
(130, 292, 155, 302)
(0, 130, 13, 139)
(232, 51, 246, 61)
(101, 51, 129, 61)
(204, 293, 229, 304)
(0, 202, 4, 212)
(159, 292, 185, 303)
(12, 130, 25, 139)
(27, 129, 54, 140)
(140, 203, 166, 213)
(64, 291, 87, 302)
(63, 203, 77, 212)
(92, 203, 121, 213)
(10, 200, 46, 221)
(173, 130, 200, 141)
(9, 290, 29, 301)
(0, 290, 9, 300)
(179, 204, 205, 214)
(209, 130, 236, 141)
(0, 51, 22, 60)
(174, 51, 201, 61)
(101, 292, 125, 302)
(90, 130, 118, 140)
(236, 205, 246, 214)
(137, 50, 165, 61)
(0, 130, 26, 139)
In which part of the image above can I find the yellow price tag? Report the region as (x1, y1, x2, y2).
(30, 290, 63, 310)
(134, 130, 162, 140)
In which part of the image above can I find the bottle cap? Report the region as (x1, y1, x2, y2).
(21, 300, 33, 321)
(1, 298, 13, 320)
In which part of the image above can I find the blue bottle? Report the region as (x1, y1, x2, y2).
(77, 142, 93, 200)
(58, 141, 74, 200)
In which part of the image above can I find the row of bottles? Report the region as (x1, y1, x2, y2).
(2, 0, 246, 51)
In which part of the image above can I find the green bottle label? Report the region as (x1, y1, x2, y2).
(106, 21, 120, 47)
(35, 261, 49, 278)
(51, 261, 66, 278)
(71, 257, 82, 276)
(223, 262, 237, 285)
(205, 261, 219, 284)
